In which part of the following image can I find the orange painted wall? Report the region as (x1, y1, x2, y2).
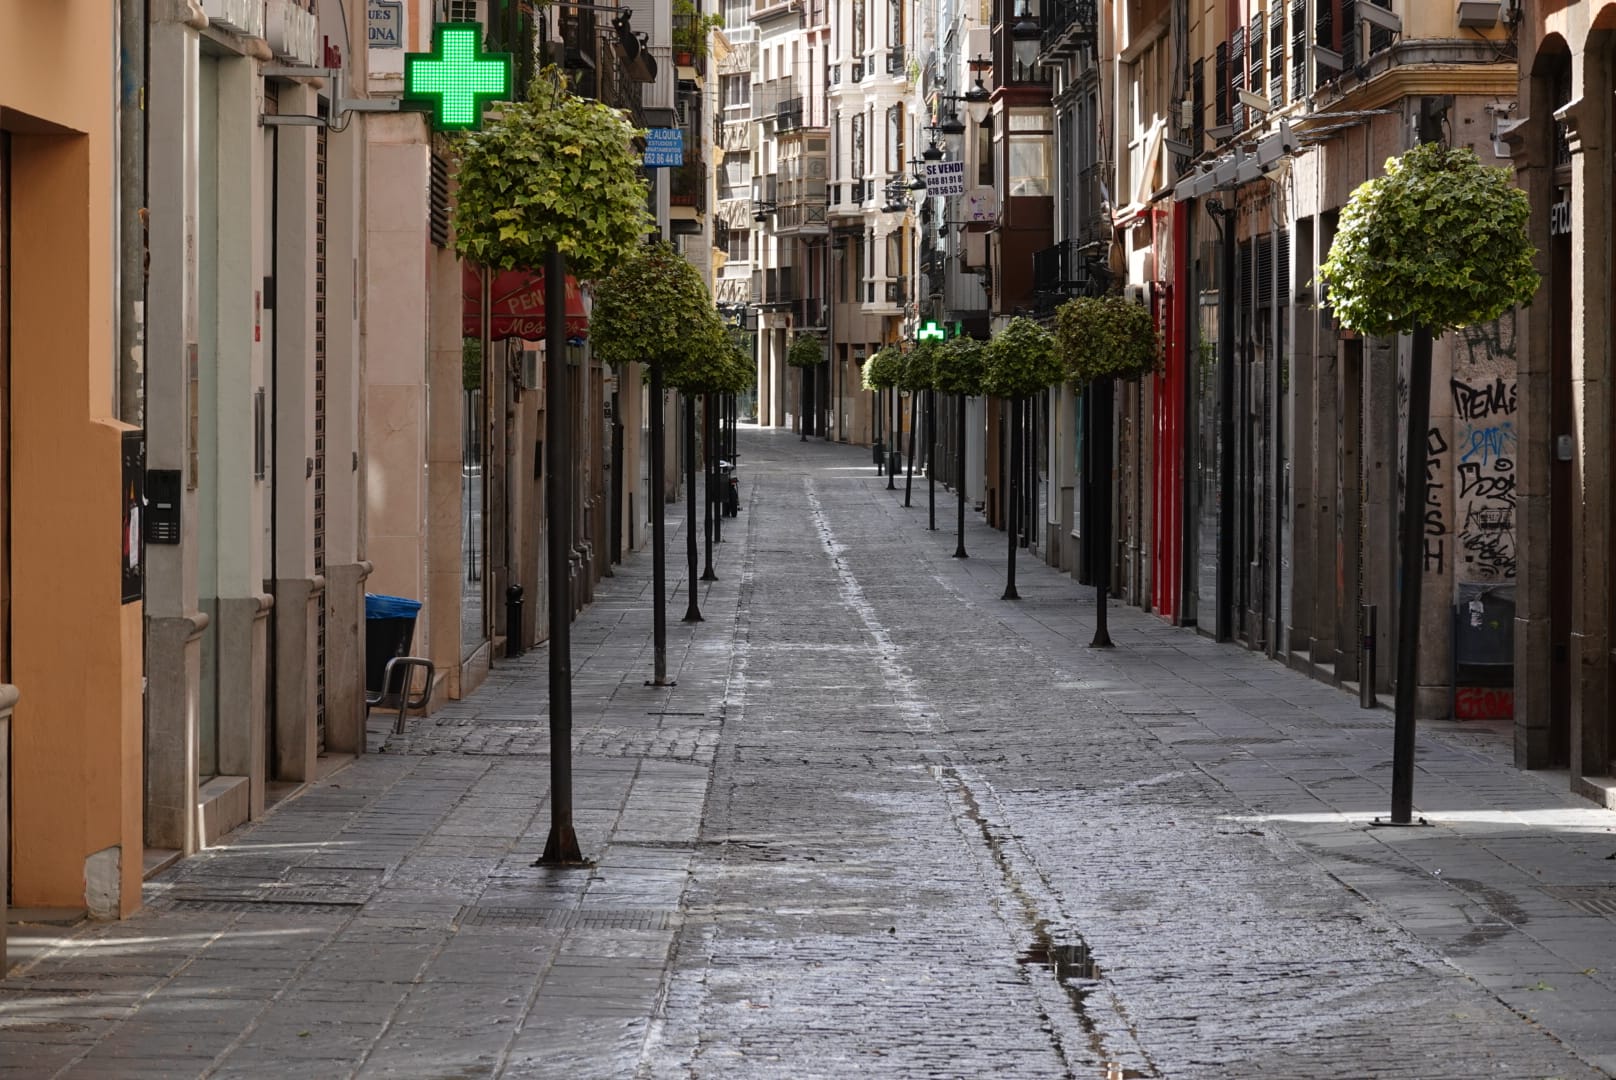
(1, 3, 144, 914)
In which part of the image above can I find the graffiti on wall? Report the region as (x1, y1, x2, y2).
(1424, 427, 1448, 574)
(1450, 312, 1519, 583)
(1451, 377, 1517, 581)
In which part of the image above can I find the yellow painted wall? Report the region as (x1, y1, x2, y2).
(1, 3, 144, 915)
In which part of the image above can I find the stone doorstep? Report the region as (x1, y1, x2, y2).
(198, 775, 252, 848)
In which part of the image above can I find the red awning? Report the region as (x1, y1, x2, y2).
(461, 263, 590, 342)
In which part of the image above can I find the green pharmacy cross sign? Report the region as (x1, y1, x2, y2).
(404, 23, 512, 131)
(916, 321, 947, 341)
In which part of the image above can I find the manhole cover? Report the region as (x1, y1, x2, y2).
(1540, 885, 1616, 917)
(459, 905, 672, 930)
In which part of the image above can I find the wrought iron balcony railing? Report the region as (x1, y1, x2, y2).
(1040, 0, 1097, 57)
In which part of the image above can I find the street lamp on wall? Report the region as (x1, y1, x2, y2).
(1012, 0, 1040, 40)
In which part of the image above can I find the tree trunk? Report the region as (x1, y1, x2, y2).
(904, 391, 917, 507)
(927, 388, 937, 530)
(954, 393, 968, 558)
(1003, 396, 1020, 600)
(682, 394, 703, 622)
(1388, 325, 1433, 823)
(650, 364, 670, 683)
(1090, 376, 1114, 648)
(701, 393, 717, 580)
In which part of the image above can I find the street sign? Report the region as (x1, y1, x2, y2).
(403, 23, 512, 131)
(923, 160, 966, 197)
(644, 128, 684, 168)
(368, 0, 403, 48)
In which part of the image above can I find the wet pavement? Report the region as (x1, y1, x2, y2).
(4, 426, 1615, 1079)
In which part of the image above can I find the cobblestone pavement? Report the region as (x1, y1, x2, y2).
(3, 427, 1615, 1079)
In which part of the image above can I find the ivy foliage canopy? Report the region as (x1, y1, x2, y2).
(787, 333, 825, 369)
(1317, 143, 1539, 337)
(452, 70, 652, 279)
(591, 239, 723, 383)
(862, 345, 903, 390)
(932, 336, 987, 397)
(1055, 295, 1161, 387)
(982, 317, 1062, 399)
(899, 338, 945, 392)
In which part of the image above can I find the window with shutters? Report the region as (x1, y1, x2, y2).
(1269, 8, 1285, 104)
(1192, 58, 1205, 149)
(1249, 19, 1263, 109)
(1365, 0, 1393, 55)
(1215, 42, 1229, 127)
(1291, 1, 1306, 98)
(1230, 25, 1247, 131)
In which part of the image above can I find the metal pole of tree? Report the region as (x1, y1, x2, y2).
(927, 388, 937, 530)
(954, 393, 968, 558)
(702, 393, 717, 579)
(1090, 375, 1114, 648)
(712, 392, 723, 543)
(682, 393, 703, 622)
(1004, 396, 1020, 600)
(1386, 325, 1433, 824)
(904, 391, 917, 507)
(648, 364, 671, 685)
(799, 364, 809, 441)
(887, 387, 898, 489)
(541, 248, 583, 864)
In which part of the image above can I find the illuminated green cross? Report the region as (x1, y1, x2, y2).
(916, 321, 947, 341)
(404, 23, 512, 131)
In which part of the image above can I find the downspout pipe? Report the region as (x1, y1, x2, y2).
(119, 0, 147, 425)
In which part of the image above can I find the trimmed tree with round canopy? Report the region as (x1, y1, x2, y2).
(1056, 294, 1162, 647)
(933, 336, 987, 559)
(452, 68, 651, 868)
(593, 241, 725, 676)
(786, 332, 825, 441)
(901, 338, 946, 522)
(1317, 141, 1539, 826)
(982, 318, 1063, 600)
(862, 345, 904, 486)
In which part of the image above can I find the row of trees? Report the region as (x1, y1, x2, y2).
(450, 69, 750, 863)
(856, 296, 1159, 640)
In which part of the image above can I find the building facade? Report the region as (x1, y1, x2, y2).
(2, 2, 143, 916)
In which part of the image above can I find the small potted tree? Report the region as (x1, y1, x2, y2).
(672, 0, 723, 65)
(1317, 141, 1537, 825)
(933, 335, 987, 558)
(1055, 293, 1162, 646)
(981, 317, 1063, 600)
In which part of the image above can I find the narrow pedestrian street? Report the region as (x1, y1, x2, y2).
(5, 428, 1615, 1079)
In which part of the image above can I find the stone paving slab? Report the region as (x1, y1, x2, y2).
(0, 427, 1612, 1078)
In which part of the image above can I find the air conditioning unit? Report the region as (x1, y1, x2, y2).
(201, 0, 264, 37)
(1456, 0, 1501, 26)
(266, 0, 320, 66)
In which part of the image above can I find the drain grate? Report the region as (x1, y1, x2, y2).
(459, 905, 672, 930)
(1540, 885, 1616, 917)
(163, 898, 361, 915)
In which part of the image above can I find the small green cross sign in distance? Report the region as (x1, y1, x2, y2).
(404, 23, 512, 131)
(916, 321, 946, 341)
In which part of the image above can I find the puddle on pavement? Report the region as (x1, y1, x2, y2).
(1017, 930, 1148, 1080)
(941, 766, 1155, 1079)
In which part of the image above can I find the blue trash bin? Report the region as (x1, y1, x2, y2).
(365, 593, 423, 695)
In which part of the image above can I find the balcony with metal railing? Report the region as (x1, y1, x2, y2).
(774, 199, 829, 234)
(1030, 238, 1108, 313)
(1039, 0, 1097, 61)
(777, 96, 804, 131)
(751, 77, 796, 121)
(752, 266, 797, 308)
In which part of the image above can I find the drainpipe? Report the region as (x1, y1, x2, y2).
(118, 0, 147, 425)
